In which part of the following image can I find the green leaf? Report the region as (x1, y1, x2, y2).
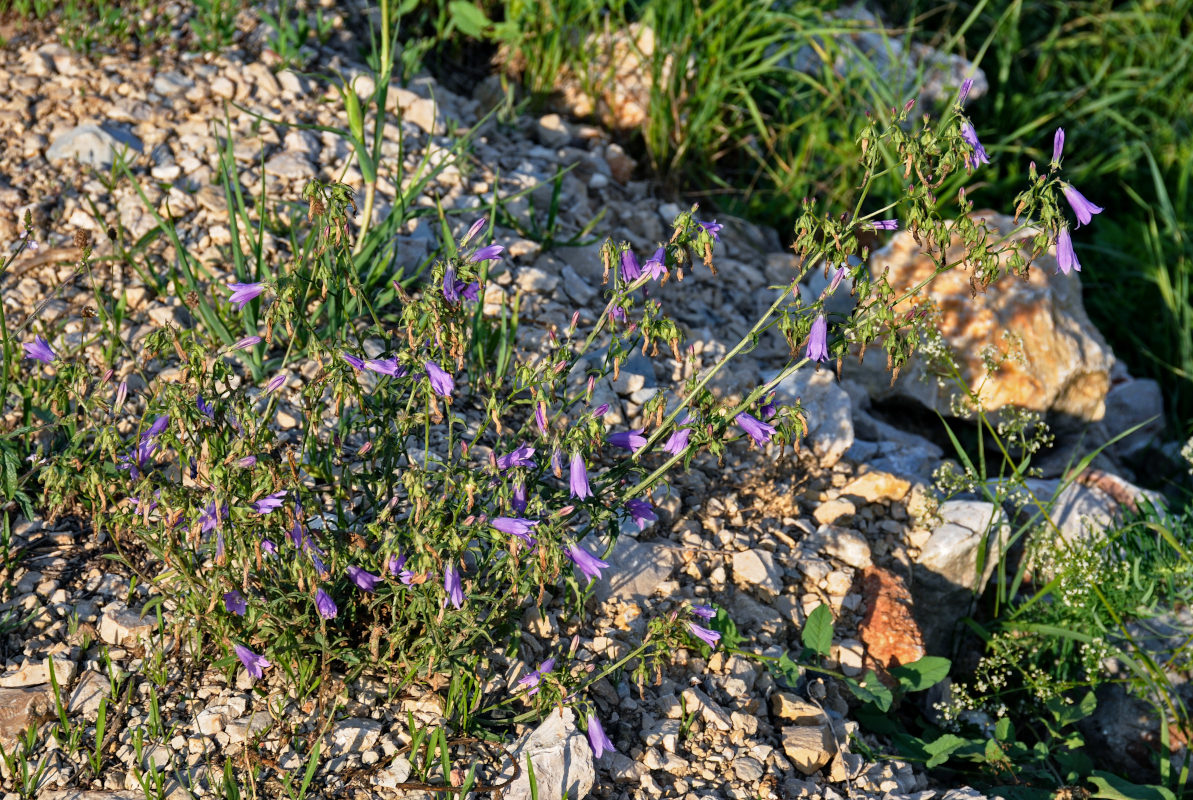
(773, 652, 803, 688)
(1088, 771, 1177, 800)
(447, 1, 490, 38)
(1047, 691, 1098, 727)
(923, 733, 968, 768)
(984, 737, 1006, 763)
(889, 656, 951, 692)
(994, 716, 1014, 742)
(801, 604, 833, 657)
(844, 671, 892, 712)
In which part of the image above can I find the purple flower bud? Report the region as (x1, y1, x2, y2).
(864, 220, 898, 231)
(691, 604, 716, 620)
(593, 403, 609, 418)
(586, 714, 615, 758)
(688, 622, 721, 648)
(264, 373, 286, 395)
(569, 453, 592, 500)
(470, 244, 504, 263)
(463, 217, 488, 245)
(735, 412, 776, 448)
(551, 449, 564, 478)
(607, 429, 647, 453)
(1061, 183, 1104, 227)
(233, 335, 262, 351)
(197, 395, 214, 419)
(425, 361, 454, 397)
(1052, 128, 1065, 167)
(535, 401, 549, 435)
(115, 381, 129, 414)
(511, 480, 528, 514)
(806, 314, 829, 363)
(827, 266, 847, 295)
(315, 588, 337, 619)
(342, 352, 365, 370)
(346, 565, 380, 593)
(566, 544, 609, 583)
(958, 77, 974, 104)
(227, 281, 265, 310)
(1056, 226, 1081, 275)
(444, 565, 464, 609)
(233, 644, 270, 681)
(237, 455, 257, 468)
(960, 122, 990, 169)
(22, 335, 56, 364)
(223, 590, 247, 616)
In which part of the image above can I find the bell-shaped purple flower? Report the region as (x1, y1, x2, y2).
(261, 539, 277, 556)
(347, 565, 380, 593)
(1056, 226, 1081, 275)
(315, 588, 337, 619)
(688, 622, 721, 648)
(227, 281, 265, 310)
(1061, 183, 1104, 227)
(197, 395, 215, 419)
(566, 544, 609, 583)
(517, 658, 556, 696)
(569, 452, 591, 499)
(493, 516, 539, 546)
(470, 244, 504, 263)
(425, 361, 454, 397)
(443, 265, 461, 302)
(22, 335, 56, 364)
(806, 314, 829, 363)
(607, 428, 647, 453)
(223, 590, 247, 616)
(233, 644, 271, 681)
(586, 714, 615, 758)
(237, 455, 257, 468)
(620, 250, 642, 281)
(697, 220, 723, 241)
(643, 247, 667, 280)
(626, 498, 656, 530)
(365, 357, 405, 377)
(511, 480, 528, 514)
(342, 352, 365, 371)
(496, 444, 536, 471)
(444, 565, 464, 609)
(691, 604, 716, 620)
(1051, 127, 1065, 168)
(960, 122, 990, 169)
(142, 414, 170, 441)
(252, 491, 287, 515)
(735, 412, 776, 448)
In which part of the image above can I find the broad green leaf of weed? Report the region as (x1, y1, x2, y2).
(889, 656, 950, 692)
(1088, 771, 1177, 800)
(801, 603, 833, 657)
(923, 733, 968, 768)
(844, 671, 892, 712)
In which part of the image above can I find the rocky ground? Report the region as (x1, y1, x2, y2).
(0, 4, 1182, 800)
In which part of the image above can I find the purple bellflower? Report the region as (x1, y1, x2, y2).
(389, 554, 416, 585)
(237, 455, 257, 468)
(643, 247, 667, 280)
(691, 604, 716, 620)
(959, 77, 974, 105)
(1052, 128, 1065, 168)
(227, 281, 265, 310)
(315, 588, 337, 619)
(1061, 183, 1104, 227)
(342, 352, 365, 371)
(960, 122, 990, 169)
(511, 480, 528, 513)
(493, 517, 539, 546)
(586, 714, 616, 758)
(865, 219, 898, 231)
(346, 565, 380, 593)
(620, 250, 642, 281)
(496, 444, 536, 471)
(232, 335, 262, 351)
(197, 395, 215, 419)
(535, 401, 549, 434)
(233, 644, 271, 681)
(1056, 227, 1081, 275)
(462, 217, 487, 246)
(626, 498, 656, 530)
(22, 335, 56, 364)
(252, 491, 287, 515)
(569, 453, 592, 500)
(735, 412, 776, 448)
(264, 374, 286, 395)
(607, 428, 647, 453)
(224, 590, 247, 616)
(444, 565, 464, 609)
(688, 622, 721, 648)
(261, 539, 277, 556)
(806, 314, 829, 363)
(425, 361, 454, 397)
(697, 220, 723, 241)
(365, 358, 405, 377)
(142, 414, 170, 441)
(566, 544, 609, 583)
(518, 658, 556, 696)
(470, 244, 504, 263)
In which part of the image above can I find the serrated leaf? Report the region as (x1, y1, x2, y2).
(1088, 771, 1176, 800)
(845, 671, 892, 712)
(801, 603, 833, 657)
(923, 733, 968, 768)
(889, 656, 951, 692)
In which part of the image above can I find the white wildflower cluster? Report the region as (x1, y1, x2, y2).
(995, 406, 1054, 454)
(933, 459, 979, 497)
(1079, 636, 1116, 678)
(1182, 435, 1193, 474)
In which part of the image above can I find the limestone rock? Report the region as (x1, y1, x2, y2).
(501, 708, 595, 800)
(0, 656, 75, 687)
(812, 525, 872, 569)
(731, 549, 782, 597)
(781, 723, 837, 775)
(329, 718, 382, 757)
(770, 693, 826, 724)
(769, 366, 854, 467)
(594, 539, 678, 605)
(0, 686, 52, 749)
(47, 124, 143, 168)
(840, 470, 911, 504)
(99, 603, 155, 647)
(855, 212, 1116, 422)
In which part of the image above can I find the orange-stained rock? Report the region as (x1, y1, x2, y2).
(840, 470, 911, 504)
(854, 212, 1115, 421)
(858, 566, 925, 683)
